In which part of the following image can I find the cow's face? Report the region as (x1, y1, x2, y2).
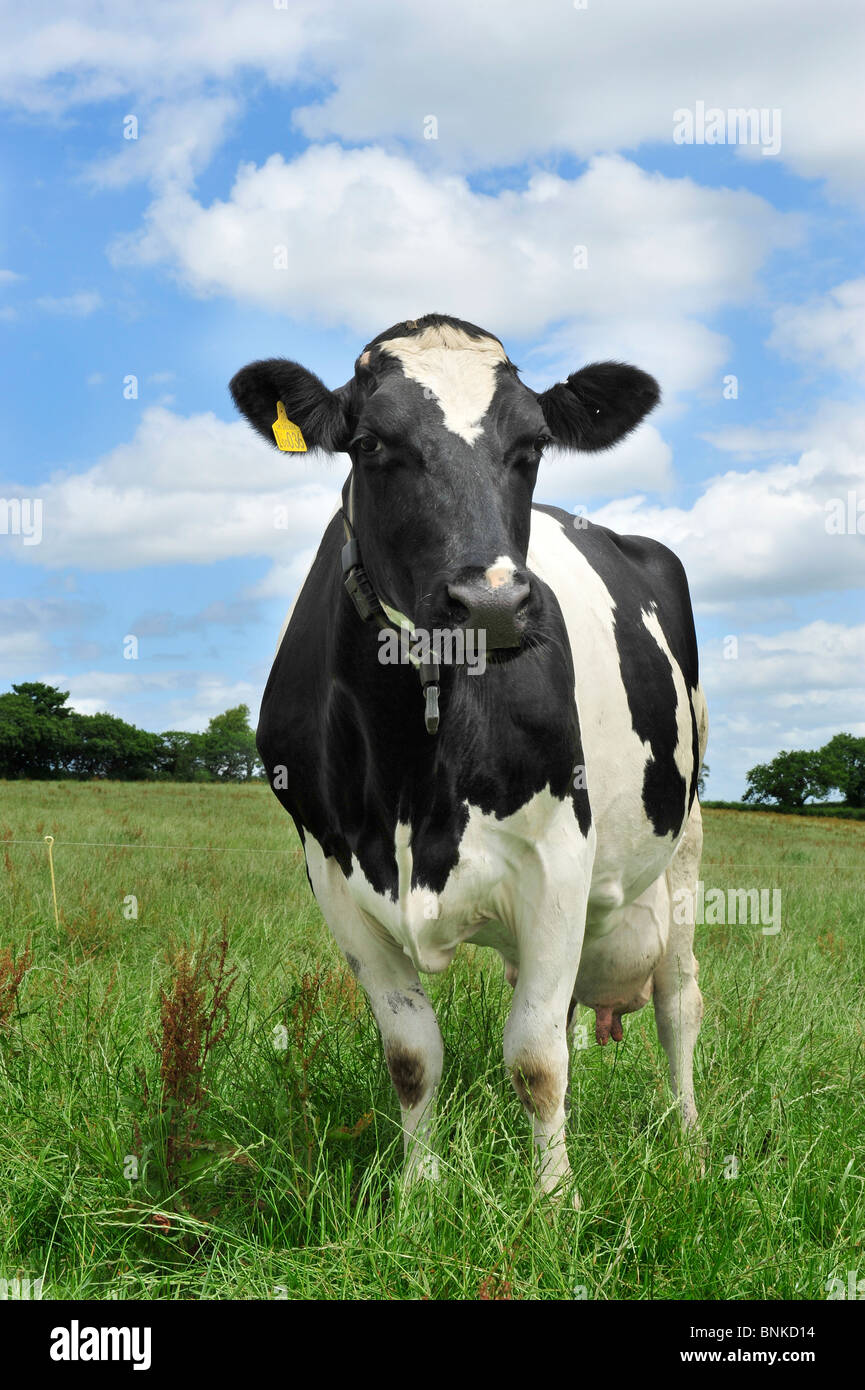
(230, 315, 659, 653)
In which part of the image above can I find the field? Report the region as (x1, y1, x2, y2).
(0, 780, 862, 1301)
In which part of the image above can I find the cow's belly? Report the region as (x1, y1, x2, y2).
(527, 510, 695, 933)
(304, 786, 594, 975)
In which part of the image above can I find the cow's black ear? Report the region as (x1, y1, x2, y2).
(536, 361, 660, 452)
(229, 358, 351, 452)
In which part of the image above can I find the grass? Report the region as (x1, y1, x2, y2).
(0, 781, 862, 1300)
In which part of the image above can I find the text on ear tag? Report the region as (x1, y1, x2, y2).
(272, 400, 307, 452)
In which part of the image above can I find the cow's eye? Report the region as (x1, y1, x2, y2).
(534, 433, 553, 453)
(356, 435, 381, 454)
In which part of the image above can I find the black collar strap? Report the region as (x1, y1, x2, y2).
(340, 479, 441, 734)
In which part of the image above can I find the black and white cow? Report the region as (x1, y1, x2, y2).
(231, 314, 708, 1200)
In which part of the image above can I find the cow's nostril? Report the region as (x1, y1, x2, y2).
(446, 592, 471, 624)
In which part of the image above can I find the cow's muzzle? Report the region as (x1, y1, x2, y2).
(446, 571, 531, 651)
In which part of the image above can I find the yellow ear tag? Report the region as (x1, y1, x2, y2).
(272, 401, 307, 452)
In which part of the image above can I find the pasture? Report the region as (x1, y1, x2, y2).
(0, 780, 862, 1300)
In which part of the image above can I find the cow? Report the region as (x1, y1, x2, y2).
(230, 314, 708, 1202)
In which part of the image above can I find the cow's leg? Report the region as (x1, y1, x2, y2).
(654, 796, 704, 1128)
(504, 885, 588, 1202)
(351, 930, 443, 1183)
(302, 839, 443, 1183)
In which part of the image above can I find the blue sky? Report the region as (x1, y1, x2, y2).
(1, 0, 863, 797)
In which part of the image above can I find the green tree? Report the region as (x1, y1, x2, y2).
(0, 682, 73, 778)
(66, 711, 160, 780)
(202, 705, 260, 781)
(818, 732, 865, 807)
(743, 749, 832, 809)
(697, 761, 709, 797)
(154, 731, 208, 781)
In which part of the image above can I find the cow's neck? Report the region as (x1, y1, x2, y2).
(330, 544, 582, 821)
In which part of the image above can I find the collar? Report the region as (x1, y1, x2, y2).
(340, 475, 441, 735)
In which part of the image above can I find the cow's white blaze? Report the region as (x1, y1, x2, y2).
(485, 555, 517, 589)
(379, 324, 507, 445)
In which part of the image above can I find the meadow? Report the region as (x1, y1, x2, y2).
(0, 780, 862, 1301)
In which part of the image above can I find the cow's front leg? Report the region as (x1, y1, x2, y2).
(336, 920, 443, 1183)
(304, 841, 444, 1183)
(504, 896, 586, 1202)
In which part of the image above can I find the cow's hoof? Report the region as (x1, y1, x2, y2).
(539, 1184, 581, 1218)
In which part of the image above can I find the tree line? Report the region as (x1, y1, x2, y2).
(0, 683, 262, 781)
(742, 733, 865, 809)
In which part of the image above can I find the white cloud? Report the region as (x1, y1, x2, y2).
(539, 424, 674, 504)
(768, 278, 865, 381)
(704, 621, 865, 702)
(0, 1, 322, 113)
(2, 1, 863, 193)
(39, 667, 263, 731)
(590, 404, 865, 607)
(7, 406, 342, 571)
(36, 291, 102, 316)
(111, 146, 797, 387)
(699, 620, 865, 798)
(524, 316, 732, 411)
(0, 627, 52, 670)
(84, 95, 240, 190)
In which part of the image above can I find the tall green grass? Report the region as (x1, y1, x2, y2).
(0, 782, 862, 1299)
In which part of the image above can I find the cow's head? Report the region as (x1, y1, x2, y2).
(230, 314, 658, 654)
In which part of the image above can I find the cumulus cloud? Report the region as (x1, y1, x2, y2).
(84, 95, 240, 190)
(6, 405, 342, 571)
(0, 1, 321, 113)
(699, 619, 865, 797)
(590, 404, 865, 607)
(539, 424, 674, 504)
(2, 1, 864, 193)
(768, 278, 865, 381)
(111, 146, 797, 387)
(38, 667, 263, 731)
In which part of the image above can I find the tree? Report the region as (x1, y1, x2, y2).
(154, 731, 208, 781)
(743, 749, 832, 809)
(817, 732, 865, 807)
(66, 711, 160, 780)
(202, 705, 260, 780)
(0, 682, 73, 778)
(0, 685, 265, 782)
(697, 761, 710, 797)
